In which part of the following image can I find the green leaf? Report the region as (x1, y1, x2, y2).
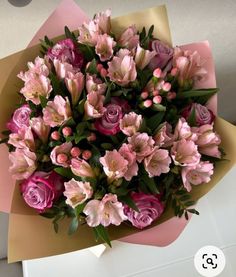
(101, 143, 113, 150)
(39, 95, 48, 108)
(148, 25, 154, 37)
(140, 170, 160, 194)
(68, 217, 79, 235)
(187, 107, 197, 127)
(177, 88, 218, 99)
(44, 35, 54, 47)
(104, 83, 112, 104)
(0, 138, 8, 145)
(64, 26, 76, 41)
(86, 59, 98, 74)
(119, 195, 139, 212)
(152, 104, 166, 112)
(78, 98, 86, 114)
(50, 73, 61, 92)
(93, 225, 112, 247)
(187, 209, 200, 215)
(1, 130, 11, 136)
(146, 111, 165, 132)
(74, 133, 89, 144)
(54, 167, 74, 179)
(75, 202, 87, 216)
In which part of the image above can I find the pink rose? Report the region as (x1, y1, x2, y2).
(193, 124, 221, 158)
(64, 179, 93, 208)
(118, 25, 139, 50)
(95, 34, 116, 61)
(124, 192, 164, 229)
(70, 158, 95, 178)
(94, 101, 124, 135)
(181, 161, 214, 192)
(144, 147, 171, 177)
(149, 40, 174, 71)
(43, 95, 72, 127)
(182, 103, 215, 126)
(119, 143, 138, 181)
(135, 44, 156, 70)
(84, 91, 106, 118)
(86, 74, 107, 95)
(8, 126, 35, 151)
(173, 47, 207, 87)
(50, 142, 72, 168)
(120, 112, 143, 136)
(30, 117, 51, 143)
(154, 122, 174, 147)
(65, 71, 84, 105)
(84, 193, 127, 227)
(100, 150, 128, 180)
(9, 148, 37, 180)
(108, 49, 137, 86)
(171, 139, 201, 166)
(20, 171, 64, 212)
(128, 132, 155, 162)
(7, 105, 31, 133)
(47, 38, 84, 69)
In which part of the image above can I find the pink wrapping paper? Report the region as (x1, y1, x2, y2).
(0, 0, 217, 250)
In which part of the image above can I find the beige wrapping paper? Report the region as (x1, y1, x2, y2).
(0, 6, 235, 262)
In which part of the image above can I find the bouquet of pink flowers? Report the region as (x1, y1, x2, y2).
(0, 9, 224, 246)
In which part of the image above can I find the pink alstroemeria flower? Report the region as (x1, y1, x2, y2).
(100, 150, 128, 180)
(84, 193, 127, 227)
(119, 143, 138, 181)
(128, 132, 155, 162)
(43, 95, 72, 127)
(30, 116, 50, 143)
(9, 148, 37, 180)
(95, 34, 116, 61)
(120, 112, 143, 136)
(108, 49, 137, 86)
(171, 139, 201, 166)
(64, 179, 93, 208)
(181, 161, 214, 192)
(144, 147, 171, 177)
(135, 44, 156, 70)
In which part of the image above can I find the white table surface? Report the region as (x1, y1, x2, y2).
(0, 1, 236, 276)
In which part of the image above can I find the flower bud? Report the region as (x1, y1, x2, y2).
(153, 95, 162, 104)
(162, 82, 171, 92)
(141, 91, 149, 99)
(171, 67, 178, 76)
(57, 153, 68, 164)
(51, 131, 60, 140)
(153, 68, 162, 78)
(70, 147, 81, 158)
(82, 150, 92, 160)
(62, 127, 72, 137)
(143, 99, 153, 108)
(100, 68, 108, 78)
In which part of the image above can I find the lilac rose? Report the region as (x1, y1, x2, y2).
(124, 192, 164, 229)
(182, 103, 215, 126)
(20, 171, 64, 212)
(47, 38, 84, 69)
(7, 104, 31, 133)
(94, 98, 130, 135)
(149, 40, 174, 71)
